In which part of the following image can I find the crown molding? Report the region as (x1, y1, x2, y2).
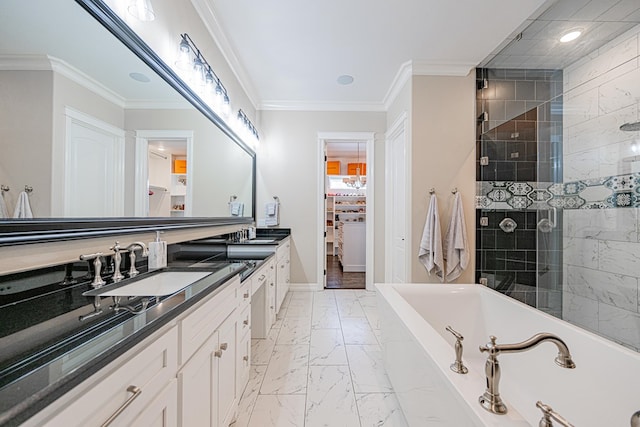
(0, 54, 126, 108)
(382, 60, 475, 110)
(258, 100, 387, 112)
(189, 0, 260, 111)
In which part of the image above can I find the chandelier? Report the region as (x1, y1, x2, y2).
(343, 143, 366, 189)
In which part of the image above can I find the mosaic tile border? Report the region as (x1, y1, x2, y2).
(476, 172, 640, 210)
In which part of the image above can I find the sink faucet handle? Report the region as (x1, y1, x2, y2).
(445, 326, 468, 374)
(79, 252, 105, 288)
(536, 401, 575, 427)
(110, 241, 125, 282)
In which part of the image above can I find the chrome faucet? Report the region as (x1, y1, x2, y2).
(125, 241, 149, 277)
(478, 333, 576, 414)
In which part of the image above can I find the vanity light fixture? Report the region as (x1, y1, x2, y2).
(127, 0, 155, 21)
(174, 33, 231, 118)
(560, 29, 582, 43)
(235, 109, 260, 148)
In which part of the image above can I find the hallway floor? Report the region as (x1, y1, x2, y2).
(232, 290, 407, 427)
(325, 255, 365, 289)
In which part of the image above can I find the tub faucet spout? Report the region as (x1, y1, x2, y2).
(478, 333, 576, 415)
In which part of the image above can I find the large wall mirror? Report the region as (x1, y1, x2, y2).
(0, 0, 255, 243)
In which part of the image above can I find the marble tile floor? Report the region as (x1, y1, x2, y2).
(231, 290, 408, 427)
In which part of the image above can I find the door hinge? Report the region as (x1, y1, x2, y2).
(324, 269, 326, 276)
(324, 232, 327, 237)
(324, 193, 327, 200)
(324, 155, 327, 161)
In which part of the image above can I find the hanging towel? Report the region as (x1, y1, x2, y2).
(265, 202, 279, 226)
(418, 194, 444, 281)
(230, 201, 244, 216)
(444, 192, 469, 282)
(0, 193, 9, 219)
(13, 191, 33, 219)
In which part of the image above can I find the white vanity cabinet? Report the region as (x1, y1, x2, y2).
(21, 273, 254, 427)
(22, 325, 179, 427)
(250, 257, 276, 339)
(275, 237, 291, 313)
(236, 277, 252, 400)
(177, 276, 239, 427)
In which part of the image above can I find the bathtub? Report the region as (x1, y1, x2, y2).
(376, 283, 640, 426)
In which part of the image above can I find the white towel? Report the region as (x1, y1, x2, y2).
(444, 192, 469, 282)
(230, 201, 244, 216)
(0, 194, 8, 219)
(418, 194, 444, 281)
(13, 191, 33, 219)
(265, 202, 279, 226)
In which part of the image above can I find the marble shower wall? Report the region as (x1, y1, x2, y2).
(562, 24, 640, 351)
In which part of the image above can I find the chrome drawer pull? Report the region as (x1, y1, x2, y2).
(220, 342, 228, 351)
(101, 385, 142, 427)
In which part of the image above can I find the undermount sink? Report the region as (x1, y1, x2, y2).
(85, 271, 210, 297)
(245, 238, 275, 243)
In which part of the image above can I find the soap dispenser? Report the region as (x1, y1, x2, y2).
(148, 231, 167, 270)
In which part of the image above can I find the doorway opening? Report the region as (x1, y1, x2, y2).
(317, 132, 375, 291)
(133, 130, 193, 217)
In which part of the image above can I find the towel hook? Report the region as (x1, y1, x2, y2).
(451, 188, 458, 194)
(429, 188, 435, 195)
(24, 185, 33, 194)
(0, 185, 9, 193)
(273, 196, 280, 203)
(229, 195, 237, 203)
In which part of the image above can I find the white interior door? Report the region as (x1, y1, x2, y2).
(64, 109, 124, 217)
(389, 120, 407, 283)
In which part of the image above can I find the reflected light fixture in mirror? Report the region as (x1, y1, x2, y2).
(127, 0, 155, 21)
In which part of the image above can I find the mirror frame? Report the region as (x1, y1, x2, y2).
(0, 0, 256, 246)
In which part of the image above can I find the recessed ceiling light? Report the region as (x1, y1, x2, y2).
(129, 72, 150, 82)
(560, 30, 582, 43)
(337, 75, 354, 85)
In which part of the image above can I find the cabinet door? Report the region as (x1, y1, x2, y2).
(216, 315, 237, 427)
(129, 379, 178, 427)
(178, 332, 216, 427)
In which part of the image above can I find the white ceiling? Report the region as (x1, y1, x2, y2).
(197, 0, 550, 111)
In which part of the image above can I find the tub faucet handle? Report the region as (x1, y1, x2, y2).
(446, 326, 468, 374)
(536, 401, 574, 427)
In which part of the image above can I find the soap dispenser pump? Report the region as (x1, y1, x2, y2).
(148, 231, 167, 270)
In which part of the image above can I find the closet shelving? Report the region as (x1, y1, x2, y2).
(325, 194, 366, 261)
(170, 173, 187, 216)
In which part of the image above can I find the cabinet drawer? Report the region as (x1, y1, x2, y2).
(239, 278, 251, 309)
(29, 326, 178, 427)
(238, 303, 251, 340)
(179, 277, 239, 365)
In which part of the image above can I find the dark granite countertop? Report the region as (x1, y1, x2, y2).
(0, 249, 274, 427)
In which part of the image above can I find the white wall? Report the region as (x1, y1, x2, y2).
(562, 24, 640, 350)
(258, 111, 387, 284)
(410, 74, 476, 283)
